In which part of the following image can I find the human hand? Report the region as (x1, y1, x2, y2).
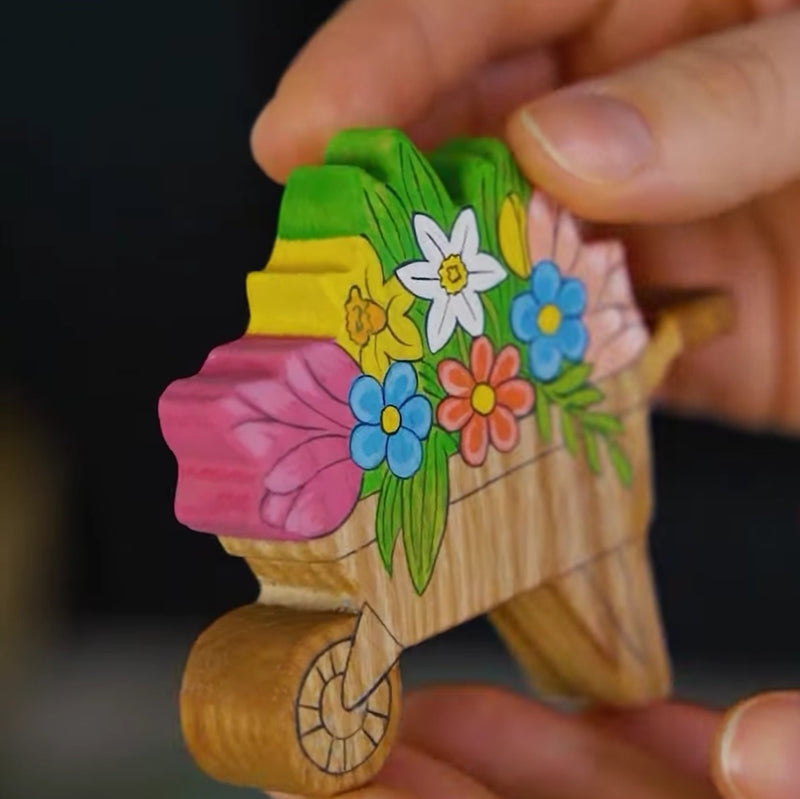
(274, 686, 800, 799)
(250, 0, 800, 431)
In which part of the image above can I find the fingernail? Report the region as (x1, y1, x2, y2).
(716, 692, 800, 799)
(519, 90, 655, 183)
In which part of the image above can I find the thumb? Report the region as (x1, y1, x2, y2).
(506, 11, 800, 223)
(712, 691, 800, 799)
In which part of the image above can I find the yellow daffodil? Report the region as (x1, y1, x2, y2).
(246, 235, 422, 379)
(498, 193, 530, 279)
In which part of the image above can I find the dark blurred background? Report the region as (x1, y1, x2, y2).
(2, 2, 799, 797)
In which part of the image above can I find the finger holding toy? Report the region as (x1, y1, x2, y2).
(274, 688, 800, 799)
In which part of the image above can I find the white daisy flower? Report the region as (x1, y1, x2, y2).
(395, 207, 507, 353)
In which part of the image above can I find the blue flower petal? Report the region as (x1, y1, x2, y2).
(386, 427, 423, 479)
(529, 337, 562, 382)
(348, 375, 384, 424)
(531, 260, 561, 304)
(349, 424, 387, 470)
(510, 292, 539, 343)
(383, 362, 417, 408)
(399, 395, 432, 440)
(554, 318, 588, 362)
(556, 278, 587, 316)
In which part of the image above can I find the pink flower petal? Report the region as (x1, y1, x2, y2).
(584, 308, 626, 364)
(598, 264, 637, 308)
(570, 241, 622, 307)
(526, 192, 557, 264)
(553, 208, 582, 270)
(285, 459, 362, 538)
(265, 434, 350, 494)
(284, 344, 359, 429)
(592, 324, 650, 382)
(261, 489, 299, 528)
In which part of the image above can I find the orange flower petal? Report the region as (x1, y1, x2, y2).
(461, 413, 489, 466)
(489, 345, 521, 386)
(438, 359, 474, 398)
(488, 405, 519, 453)
(470, 336, 494, 384)
(437, 397, 473, 432)
(496, 379, 535, 417)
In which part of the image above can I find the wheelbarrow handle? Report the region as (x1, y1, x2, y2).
(634, 288, 734, 399)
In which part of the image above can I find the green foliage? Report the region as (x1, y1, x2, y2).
(400, 428, 451, 594)
(359, 462, 388, 499)
(375, 469, 403, 573)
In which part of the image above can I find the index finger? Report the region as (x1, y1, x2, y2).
(250, 0, 600, 182)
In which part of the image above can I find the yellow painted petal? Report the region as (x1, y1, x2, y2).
(379, 316, 423, 363)
(499, 193, 530, 279)
(361, 335, 390, 379)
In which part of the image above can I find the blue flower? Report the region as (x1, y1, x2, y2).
(510, 260, 588, 381)
(348, 362, 433, 479)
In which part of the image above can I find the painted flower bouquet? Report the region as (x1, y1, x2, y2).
(169, 130, 649, 596)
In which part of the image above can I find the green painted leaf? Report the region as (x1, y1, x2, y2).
(375, 471, 403, 574)
(326, 129, 453, 230)
(400, 428, 450, 594)
(563, 387, 605, 409)
(416, 359, 444, 402)
(579, 412, 623, 434)
(535, 390, 552, 442)
(607, 440, 634, 487)
(359, 463, 388, 499)
(583, 431, 602, 475)
(549, 363, 592, 396)
(561, 410, 578, 455)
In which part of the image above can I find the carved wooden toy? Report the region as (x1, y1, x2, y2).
(158, 129, 732, 797)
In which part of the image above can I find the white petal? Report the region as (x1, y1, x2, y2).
(426, 295, 458, 353)
(413, 213, 450, 262)
(453, 290, 485, 337)
(450, 207, 479, 258)
(396, 260, 442, 300)
(466, 252, 507, 292)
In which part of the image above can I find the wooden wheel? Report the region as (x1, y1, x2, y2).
(180, 603, 401, 797)
(297, 638, 394, 775)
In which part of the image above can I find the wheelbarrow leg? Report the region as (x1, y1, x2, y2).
(490, 539, 671, 705)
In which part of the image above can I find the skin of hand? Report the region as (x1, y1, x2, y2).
(251, 0, 800, 432)
(253, 1, 800, 796)
(269, 687, 800, 799)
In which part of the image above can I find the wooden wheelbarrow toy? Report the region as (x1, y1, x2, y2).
(158, 130, 732, 797)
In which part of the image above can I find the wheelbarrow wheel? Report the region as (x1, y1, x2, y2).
(180, 603, 401, 797)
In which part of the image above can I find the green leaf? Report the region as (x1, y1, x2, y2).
(400, 428, 451, 594)
(549, 363, 592, 396)
(535, 390, 552, 442)
(375, 472, 403, 574)
(359, 463, 388, 499)
(563, 387, 605, 409)
(415, 360, 444, 402)
(607, 440, 634, 487)
(583, 431, 602, 475)
(579, 412, 623, 435)
(561, 410, 578, 455)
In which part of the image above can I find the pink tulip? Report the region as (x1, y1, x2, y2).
(159, 335, 362, 541)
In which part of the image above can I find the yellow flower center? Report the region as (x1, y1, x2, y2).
(471, 383, 496, 416)
(344, 285, 388, 347)
(380, 405, 401, 435)
(438, 254, 468, 295)
(537, 303, 562, 335)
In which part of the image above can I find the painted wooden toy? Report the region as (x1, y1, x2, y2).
(158, 129, 732, 797)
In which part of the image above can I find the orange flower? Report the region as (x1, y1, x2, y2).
(436, 336, 535, 466)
